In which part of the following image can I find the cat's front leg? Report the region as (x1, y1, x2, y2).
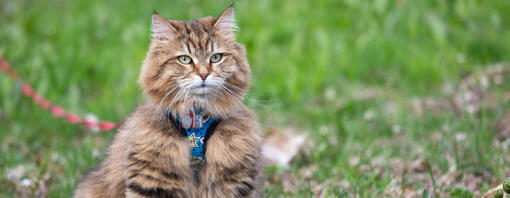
(124, 132, 196, 198)
(198, 118, 262, 198)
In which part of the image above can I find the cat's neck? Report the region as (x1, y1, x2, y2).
(155, 101, 243, 120)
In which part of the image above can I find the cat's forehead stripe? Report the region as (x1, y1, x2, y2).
(177, 20, 216, 54)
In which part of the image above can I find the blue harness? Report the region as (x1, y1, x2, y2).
(167, 110, 221, 172)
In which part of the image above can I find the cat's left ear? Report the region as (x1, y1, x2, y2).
(152, 12, 177, 40)
(214, 4, 237, 38)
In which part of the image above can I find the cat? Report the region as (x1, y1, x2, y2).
(74, 5, 262, 198)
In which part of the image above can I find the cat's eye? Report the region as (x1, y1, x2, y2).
(210, 53, 222, 63)
(178, 56, 193, 64)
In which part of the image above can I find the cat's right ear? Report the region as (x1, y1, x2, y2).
(151, 13, 176, 40)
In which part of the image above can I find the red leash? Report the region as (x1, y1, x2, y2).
(0, 56, 118, 131)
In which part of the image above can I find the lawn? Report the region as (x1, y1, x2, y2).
(1, 0, 510, 197)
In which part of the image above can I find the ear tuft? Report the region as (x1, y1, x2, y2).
(214, 5, 238, 36)
(151, 13, 175, 40)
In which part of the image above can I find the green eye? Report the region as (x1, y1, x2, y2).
(178, 56, 192, 64)
(210, 53, 222, 63)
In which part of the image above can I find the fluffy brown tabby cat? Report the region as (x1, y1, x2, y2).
(74, 5, 262, 198)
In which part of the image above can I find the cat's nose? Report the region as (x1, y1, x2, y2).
(198, 73, 209, 81)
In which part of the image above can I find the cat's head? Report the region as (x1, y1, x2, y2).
(139, 5, 250, 118)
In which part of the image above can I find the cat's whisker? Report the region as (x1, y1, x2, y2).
(168, 88, 185, 112)
(222, 81, 277, 115)
(217, 83, 244, 106)
(181, 87, 193, 113)
(154, 85, 180, 120)
(209, 78, 244, 105)
(223, 82, 258, 103)
(168, 80, 195, 114)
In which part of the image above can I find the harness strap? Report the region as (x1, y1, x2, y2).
(167, 111, 222, 170)
(204, 118, 221, 145)
(167, 113, 187, 137)
(167, 112, 221, 140)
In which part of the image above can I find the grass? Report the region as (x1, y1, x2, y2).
(1, 0, 510, 197)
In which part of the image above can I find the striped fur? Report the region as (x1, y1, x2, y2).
(74, 5, 262, 198)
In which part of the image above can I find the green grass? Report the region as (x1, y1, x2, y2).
(1, 0, 510, 197)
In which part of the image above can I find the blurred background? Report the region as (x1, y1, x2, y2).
(1, 0, 510, 197)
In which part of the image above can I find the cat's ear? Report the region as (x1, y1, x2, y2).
(151, 12, 176, 40)
(213, 4, 237, 37)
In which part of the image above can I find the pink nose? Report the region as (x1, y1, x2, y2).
(199, 73, 209, 80)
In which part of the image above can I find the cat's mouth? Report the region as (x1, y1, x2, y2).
(183, 78, 221, 98)
(190, 83, 214, 96)
(193, 86, 212, 95)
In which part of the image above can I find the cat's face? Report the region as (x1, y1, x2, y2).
(139, 6, 251, 117)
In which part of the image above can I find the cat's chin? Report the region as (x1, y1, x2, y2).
(190, 95, 212, 105)
(191, 86, 213, 95)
